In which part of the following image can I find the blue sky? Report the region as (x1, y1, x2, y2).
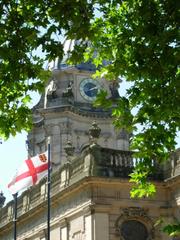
(0, 92, 40, 203)
(0, 132, 28, 203)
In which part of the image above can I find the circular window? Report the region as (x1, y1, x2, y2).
(121, 220, 148, 240)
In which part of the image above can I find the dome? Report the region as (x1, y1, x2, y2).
(48, 39, 96, 71)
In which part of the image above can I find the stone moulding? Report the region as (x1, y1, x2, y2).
(115, 207, 155, 240)
(0, 146, 165, 234)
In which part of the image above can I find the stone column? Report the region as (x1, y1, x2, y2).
(94, 213, 109, 240)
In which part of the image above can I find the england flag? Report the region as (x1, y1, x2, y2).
(8, 151, 48, 195)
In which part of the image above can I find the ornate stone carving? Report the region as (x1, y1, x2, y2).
(64, 140, 75, 157)
(109, 80, 120, 99)
(122, 207, 148, 218)
(88, 121, 101, 143)
(83, 143, 102, 176)
(47, 79, 57, 99)
(62, 81, 74, 98)
(115, 207, 155, 240)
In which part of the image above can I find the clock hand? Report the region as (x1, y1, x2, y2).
(88, 86, 98, 91)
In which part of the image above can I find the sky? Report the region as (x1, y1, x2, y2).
(0, 131, 28, 203)
(0, 81, 179, 205)
(0, 92, 40, 204)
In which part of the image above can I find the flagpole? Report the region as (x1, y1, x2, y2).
(47, 138, 51, 240)
(13, 193, 18, 240)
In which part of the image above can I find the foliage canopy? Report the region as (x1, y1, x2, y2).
(0, 0, 179, 236)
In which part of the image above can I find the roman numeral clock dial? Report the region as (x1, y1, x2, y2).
(79, 78, 101, 101)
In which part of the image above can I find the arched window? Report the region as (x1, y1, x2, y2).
(120, 220, 148, 240)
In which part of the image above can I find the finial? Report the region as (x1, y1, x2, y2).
(0, 191, 6, 208)
(64, 140, 75, 157)
(89, 121, 101, 142)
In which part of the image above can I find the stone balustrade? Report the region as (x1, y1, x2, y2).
(0, 146, 164, 228)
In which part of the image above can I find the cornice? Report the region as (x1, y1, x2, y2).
(0, 176, 171, 238)
(164, 174, 180, 187)
(37, 105, 112, 120)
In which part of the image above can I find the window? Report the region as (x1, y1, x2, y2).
(121, 220, 148, 240)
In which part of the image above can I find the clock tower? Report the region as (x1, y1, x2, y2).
(27, 40, 130, 166)
(0, 40, 179, 240)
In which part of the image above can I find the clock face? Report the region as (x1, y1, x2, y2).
(80, 78, 101, 101)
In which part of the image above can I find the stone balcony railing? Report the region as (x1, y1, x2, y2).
(0, 145, 164, 229)
(99, 148, 164, 180)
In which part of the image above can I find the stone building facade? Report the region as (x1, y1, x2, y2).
(0, 52, 179, 240)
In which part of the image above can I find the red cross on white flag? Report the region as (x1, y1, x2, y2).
(8, 151, 48, 195)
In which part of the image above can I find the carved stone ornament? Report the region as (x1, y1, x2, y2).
(47, 79, 57, 99)
(115, 207, 155, 240)
(88, 121, 101, 140)
(109, 80, 120, 99)
(122, 207, 148, 218)
(64, 140, 75, 157)
(62, 81, 74, 98)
